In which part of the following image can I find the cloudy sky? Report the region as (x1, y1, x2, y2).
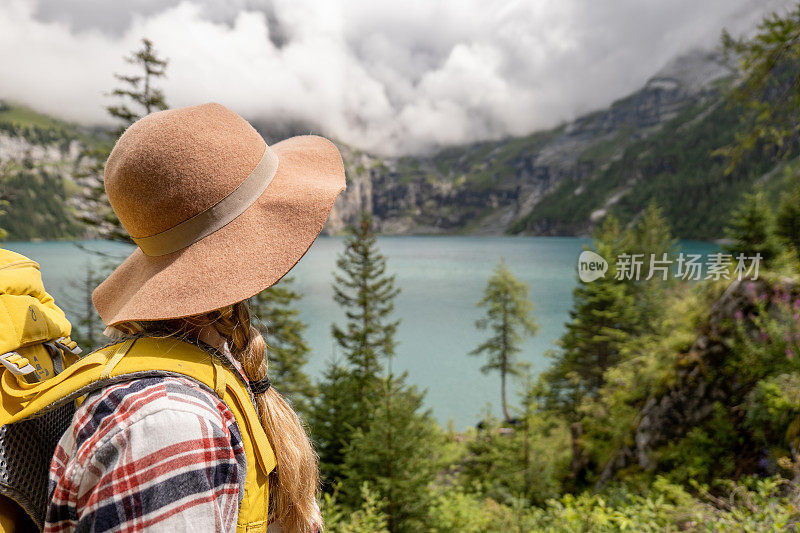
(0, 0, 794, 154)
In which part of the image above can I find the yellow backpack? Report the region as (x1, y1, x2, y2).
(0, 250, 276, 532)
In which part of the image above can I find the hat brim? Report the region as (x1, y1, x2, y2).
(92, 135, 346, 326)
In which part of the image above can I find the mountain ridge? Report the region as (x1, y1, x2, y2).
(0, 48, 783, 241)
(325, 48, 750, 239)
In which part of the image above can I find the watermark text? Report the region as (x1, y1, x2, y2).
(577, 252, 761, 282)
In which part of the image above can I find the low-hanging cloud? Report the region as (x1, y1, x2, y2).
(0, 0, 794, 154)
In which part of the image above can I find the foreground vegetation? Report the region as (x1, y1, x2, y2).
(7, 5, 800, 531)
(313, 8, 800, 529)
(308, 190, 800, 531)
(60, 191, 800, 532)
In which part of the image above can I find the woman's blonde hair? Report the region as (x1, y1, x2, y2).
(115, 301, 320, 532)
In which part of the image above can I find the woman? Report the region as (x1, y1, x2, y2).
(45, 103, 346, 532)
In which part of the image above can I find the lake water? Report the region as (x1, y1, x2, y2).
(4, 237, 716, 429)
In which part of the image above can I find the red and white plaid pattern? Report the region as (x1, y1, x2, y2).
(45, 375, 247, 532)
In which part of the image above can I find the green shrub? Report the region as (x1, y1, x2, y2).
(320, 483, 389, 533)
(745, 373, 800, 449)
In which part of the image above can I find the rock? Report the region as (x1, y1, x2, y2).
(596, 276, 796, 487)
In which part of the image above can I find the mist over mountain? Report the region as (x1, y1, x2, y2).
(1, 44, 792, 241)
(2, 1, 798, 240)
(0, 0, 793, 155)
(327, 48, 759, 239)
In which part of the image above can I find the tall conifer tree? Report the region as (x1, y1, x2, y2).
(312, 360, 362, 488)
(720, 5, 800, 169)
(78, 38, 169, 241)
(311, 211, 401, 486)
(107, 38, 169, 136)
(630, 201, 677, 333)
(331, 211, 400, 392)
(470, 260, 538, 422)
(315, 211, 440, 533)
(66, 261, 103, 352)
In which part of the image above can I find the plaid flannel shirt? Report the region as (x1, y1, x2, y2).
(44, 374, 248, 532)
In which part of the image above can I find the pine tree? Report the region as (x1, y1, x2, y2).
(107, 38, 169, 136)
(470, 260, 538, 422)
(249, 276, 314, 414)
(723, 190, 780, 268)
(331, 211, 400, 394)
(630, 201, 677, 261)
(341, 374, 439, 533)
(776, 179, 800, 263)
(315, 210, 442, 533)
(544, 216, 637, 417)
(313, 213, 402, 489)
(63, 249, 121, 352)
(77, 38, 169, 241)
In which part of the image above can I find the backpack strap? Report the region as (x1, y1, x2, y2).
(0, 337, 275, 532)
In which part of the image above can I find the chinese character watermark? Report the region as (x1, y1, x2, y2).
(576, 252, 762, 282)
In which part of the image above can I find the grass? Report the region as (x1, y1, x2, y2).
(0, 102, 67, 129)
(0, 100, 109, 149)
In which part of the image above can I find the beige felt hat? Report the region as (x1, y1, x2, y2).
(92, 102, 346, 326)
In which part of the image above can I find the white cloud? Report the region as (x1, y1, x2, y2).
(0, 0, 794, 154)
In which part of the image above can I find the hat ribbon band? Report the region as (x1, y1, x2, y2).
(132, 146, 279, 257)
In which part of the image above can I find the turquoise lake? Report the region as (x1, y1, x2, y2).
(4, 237, 716, 429)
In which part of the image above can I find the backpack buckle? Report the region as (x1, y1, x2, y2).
(0, 352, 39, 383)
(55, 337, 82, 356)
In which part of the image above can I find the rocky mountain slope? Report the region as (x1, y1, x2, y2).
(327, 48, 768, 239)
(0, 48, 782, 241)
(0, 103, 97, 239)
